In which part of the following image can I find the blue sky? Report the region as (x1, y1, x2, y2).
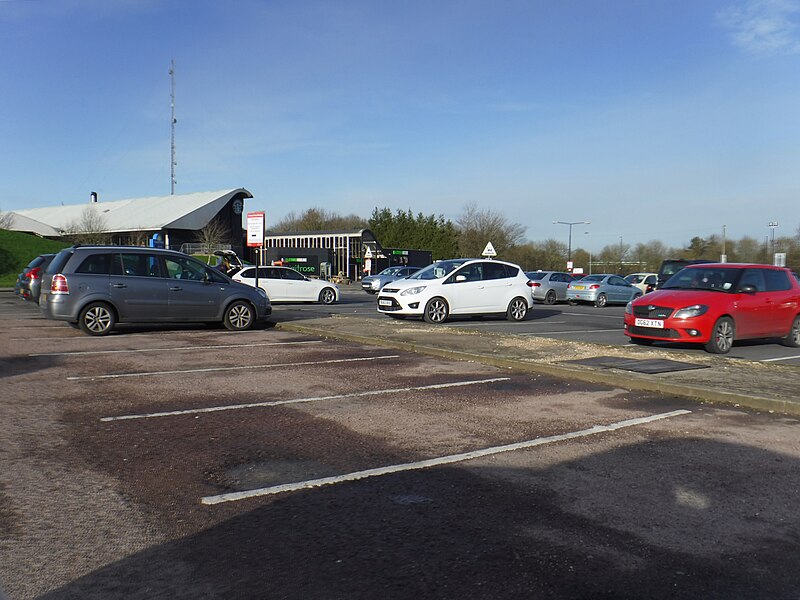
(1, 0, 799, 251)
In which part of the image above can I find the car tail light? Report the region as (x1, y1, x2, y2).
(26, 267, 43, 280)
(589, 284, 600, 289)
(51, 274, 69, 294)
(527, 281, 541, 287)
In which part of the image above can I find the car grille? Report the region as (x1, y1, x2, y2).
(632, 305, 674, 319)
(382, 288, 400, 294)
(628, 326, 681, 339)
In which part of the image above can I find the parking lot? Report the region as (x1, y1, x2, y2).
(2, 291, 800, 599)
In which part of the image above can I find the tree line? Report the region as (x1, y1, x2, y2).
(273, 206, 800, 274)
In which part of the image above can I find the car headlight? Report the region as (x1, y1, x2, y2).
(673, 304, 708, 319)
(371, 280, 381, 289)
(400, 286, 426, 296)
(625, 301, 633, 315)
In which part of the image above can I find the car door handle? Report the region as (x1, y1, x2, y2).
(111, 283, 126, 289)
(170, 286, 183, 291)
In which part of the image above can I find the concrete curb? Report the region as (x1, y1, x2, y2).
(276, 320, 800, 417)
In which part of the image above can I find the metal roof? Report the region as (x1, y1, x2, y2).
(7, 188, 252, 236)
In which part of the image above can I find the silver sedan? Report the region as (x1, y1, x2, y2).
(567, 274, 642, 307)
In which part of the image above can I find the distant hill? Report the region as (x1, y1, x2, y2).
(0, 230, 70, 286)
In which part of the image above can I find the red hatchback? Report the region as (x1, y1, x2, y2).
(624, 263, 800, 354)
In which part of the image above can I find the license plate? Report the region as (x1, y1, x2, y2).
(635, 318, 664, 329)
(572, 285, 585, 290)
(378, 299, 393, 307)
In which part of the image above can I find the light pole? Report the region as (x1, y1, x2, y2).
(553, 220, 590, 267)
(584, 231, 592, 274)
(768, 221, 778, 260)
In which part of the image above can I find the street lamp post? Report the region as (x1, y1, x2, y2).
(768, 221, 778, 260)
(553, 220, 590, 268)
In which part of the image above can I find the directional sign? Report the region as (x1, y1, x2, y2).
(482, 242, 497, 258)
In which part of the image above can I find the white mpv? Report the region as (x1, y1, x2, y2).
(376, 258, 532, 323)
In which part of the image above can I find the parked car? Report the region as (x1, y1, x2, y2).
(15, 253, 56, 303)
(524, 270, 574, 304)
(361, 266, 421, 294)
(656, 259, 713, 289)
(231, 265, 339, 304)
(39, 246, 271, 336)
(567, 274, 642, 307)
(624, 272, 658, 295)
(625, 263, 800, 354)
(377, 258, 532, 323)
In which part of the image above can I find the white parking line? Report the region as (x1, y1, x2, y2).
(100, 377, 511, 422)
(446, 321, 567, 328)
(564, 312, 624, 320)
(519, 328, 621, 335)
(761, 355, 800, 363)
(201, 409, 692, 505)
(30, 340, 320, 357)
(68, 354, 401, 381)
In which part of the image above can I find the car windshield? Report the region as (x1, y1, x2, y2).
(378, 267, 404, 276)
(662, 267, 740, 292)
(580, 275, 605, 283)
(408, 259, 470, 280)
(625, 274, 645, 283)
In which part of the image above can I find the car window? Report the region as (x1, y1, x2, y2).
(482, 262, 509, 280)
(526, 272, 546, 281)
(239, 267, 256, 278)
(118, 253, 161, 277)
(49, 250, 74, 274)
(75, 253, 113, 275)
(163, 256, 208, 281)
(410, 259, 470, 280)
(280, 268, 305, 281)
(763, 269, 792, 292)
(645, 276, 656, 285)
(609, 276, 628, 286)
(451, 263, 483, 283)
(738, 269, 767, 292)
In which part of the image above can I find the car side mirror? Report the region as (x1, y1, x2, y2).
(739, 284, 758, 294)
(455, 274, 467, 283)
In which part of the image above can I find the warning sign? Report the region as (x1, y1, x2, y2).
(481, 242, 497, 258)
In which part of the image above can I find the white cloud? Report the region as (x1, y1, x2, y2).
(718, 0, 800, 53)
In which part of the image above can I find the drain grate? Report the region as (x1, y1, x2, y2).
(562, 356, 708, 374)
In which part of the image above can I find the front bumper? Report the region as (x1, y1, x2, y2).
(623, 315, 710, 343)
(376, 294, 424, 315)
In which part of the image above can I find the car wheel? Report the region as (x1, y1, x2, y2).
(506, 297, 528, 321)
(224, 301, 255, 331)
(704, 316, 735, 354)
(629, 337, 654, 346)
(594, 293, 608, 308)
(782, 315, 800, 348)
(423, 297, 449, 324)
(319, 287, 337, 305)
(544, 290, 556, 305)
(79, 302, 116, 336)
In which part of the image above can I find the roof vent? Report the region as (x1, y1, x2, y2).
(90, 191, 98, 203)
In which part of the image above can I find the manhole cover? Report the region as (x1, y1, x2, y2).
(562, 356, 708, 374)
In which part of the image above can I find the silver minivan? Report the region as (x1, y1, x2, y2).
(40, 246, 271, 335)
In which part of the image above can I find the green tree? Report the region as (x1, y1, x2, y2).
(369, 208, 458, 260)
(273, 207, 367, 232)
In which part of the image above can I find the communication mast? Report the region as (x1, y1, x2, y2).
(169, 59, 177, 195)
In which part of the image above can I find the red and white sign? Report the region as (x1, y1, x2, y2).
(246, 212, 265, 247)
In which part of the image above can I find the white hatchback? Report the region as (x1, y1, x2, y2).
(376, 258, 532, 323)
(231, 266, 339, 304)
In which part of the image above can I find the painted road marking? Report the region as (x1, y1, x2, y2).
(69, 354, 401, 381)
(761, 354, 800, 363)
(564, 313, 624, 320)
(100, 377, 511, 422)
(201, 409, 692, 505)
(30, 340, 319, 357)
(518, 328, 621, 335)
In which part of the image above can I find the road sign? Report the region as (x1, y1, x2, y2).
(246, 212, 265, 247)
(482, 242, 496, 258)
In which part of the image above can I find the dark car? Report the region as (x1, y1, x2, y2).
(15, 253, 56, 303)
(656, 259, 713, 289)
(625, 263, 800, 353)
(39, 246, 271, 336)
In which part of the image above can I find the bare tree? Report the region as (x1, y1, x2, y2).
(63, 205, 110, 245)
(456, 203, 526, 258)
(194, 217, 231, 261)
(274, 207, 367, 232)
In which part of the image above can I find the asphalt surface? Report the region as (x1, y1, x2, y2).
(1, 289, 800, 599)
